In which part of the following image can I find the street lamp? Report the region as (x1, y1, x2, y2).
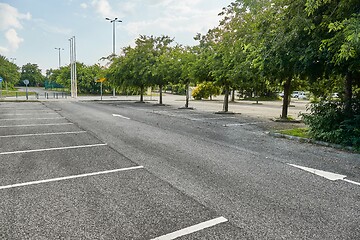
(105, 17, 122, 55)
(68, 37, 77, 98)
(54, 47, 64, 68)
(106, 17, 122, 97)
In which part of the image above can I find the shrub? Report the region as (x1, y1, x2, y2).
(301, 99, 360, 149)
(192, 82, 221, 100)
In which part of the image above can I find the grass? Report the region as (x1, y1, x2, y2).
(1, 90, 37, 97)
(278, 128, 310, 138)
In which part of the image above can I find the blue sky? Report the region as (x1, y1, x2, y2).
(0, 0, 233, 74)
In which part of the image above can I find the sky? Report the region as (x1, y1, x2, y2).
(0, 0, 233, 74)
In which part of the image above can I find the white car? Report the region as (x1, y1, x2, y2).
(291, 91, 307, 99)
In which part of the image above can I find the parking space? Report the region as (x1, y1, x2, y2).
(0, 102, 241, 239)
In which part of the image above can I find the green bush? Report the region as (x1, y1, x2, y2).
(302, 100, 360, 149)
(192, 82, 221, 100)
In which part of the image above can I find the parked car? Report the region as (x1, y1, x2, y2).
(291, 91, 307, 99)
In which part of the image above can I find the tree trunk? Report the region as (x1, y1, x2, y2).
(344, 73, 353, 117)
(231, 89, 235, 102)
(140, 85, 144, 102)
(185, 82, 189, 108)
(281, 78, 291, 119)
(223, 85, 229, 112)
(159, 85, 163, 105)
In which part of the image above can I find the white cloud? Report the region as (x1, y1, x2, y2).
(80, 3, 88, 9)
(122, 0, 223, 45)
(91, 0, 118, 18)
(0, 3, 31, 31)
(5, 28, 24, 50)
(0, 46, 9, 54)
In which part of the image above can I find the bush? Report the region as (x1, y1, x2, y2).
(192, 82, 221, 100)
(301, 100, 360, 149)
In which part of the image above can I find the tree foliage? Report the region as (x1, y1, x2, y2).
(0, 55, 20, 88)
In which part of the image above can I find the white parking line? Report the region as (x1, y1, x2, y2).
(223, 122, 267, 127)
(0, 143, 107, 155)
(0, 117, 65, 121)
(190, 117, 236, 121)
(112, 114, 131, 120)
(0, 123, 73, 128)
(151, 217, 228, 240)
(0, 131, 87, 138)
(0, 166, 144, 190)
(0, 113, 58, 116)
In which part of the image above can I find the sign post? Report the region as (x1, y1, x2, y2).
(95, 78, 106, 101)
(23, 79, 29, 100)
(0, 77, 3, 99)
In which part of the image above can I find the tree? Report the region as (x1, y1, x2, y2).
(20, 63, 44, 87)
(0, 55, 20, 88)
(305, 0, 360, 115)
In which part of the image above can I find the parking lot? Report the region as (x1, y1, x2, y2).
(0, 102, 245, 239)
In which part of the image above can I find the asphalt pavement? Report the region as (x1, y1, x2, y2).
(0, 98, 359, 239)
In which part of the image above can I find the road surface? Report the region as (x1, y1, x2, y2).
(0, 100, 359, 239)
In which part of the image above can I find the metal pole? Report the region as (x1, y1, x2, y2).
(112, 20, 115, 55)
(106, 18, 122, 97)
(69, 38, 73, 98)
(73, 36, 77, 98)
(55, 48, 63, 68)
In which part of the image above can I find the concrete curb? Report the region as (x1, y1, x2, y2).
(268, 132, 356, 152)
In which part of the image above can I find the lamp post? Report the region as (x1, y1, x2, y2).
(106, 17, 122, 97)
(55, 47, 64, 68)
(68, 37, 77, 98)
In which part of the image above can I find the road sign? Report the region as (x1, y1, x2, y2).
(95, 78, 106, 83)
(0, 77, 3, 82)
(23, 79, 29, 85)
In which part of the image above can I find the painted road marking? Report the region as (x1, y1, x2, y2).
(223, 122, 267, 127)
(0, 123, 73, 128)
(0, 143, 107, 155)
(343, 179, 360, 186)
(151, 217, 228, 240)
(288, 163, 360, 186)
(190, 117, 236, 121)
(0, 131, 87, 138)
(112, 114, 131, 120)
(0, 117, 65, 121)
(0, 113, 58, 116)
(0, 166, 144, 190)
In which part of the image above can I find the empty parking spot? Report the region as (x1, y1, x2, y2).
(0, 131, 87, 138)
(0, 165, 144, 190)
(151, 217, 228, 240)
(0, 143, 107, 155)
(0, 117, 65, 121)
(0, 123, 73, 128)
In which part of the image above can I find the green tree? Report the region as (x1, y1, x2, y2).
(0, 55, 20, 88)
(20, 63, 44, 87)
(305, 0, 360, 114)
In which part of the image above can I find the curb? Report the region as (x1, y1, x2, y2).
(268, 132, 356, 152)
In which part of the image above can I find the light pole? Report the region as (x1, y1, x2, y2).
(106, 17, 122, 97)
(55, 47, 64, 68)
(68, 37, 77, 98)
